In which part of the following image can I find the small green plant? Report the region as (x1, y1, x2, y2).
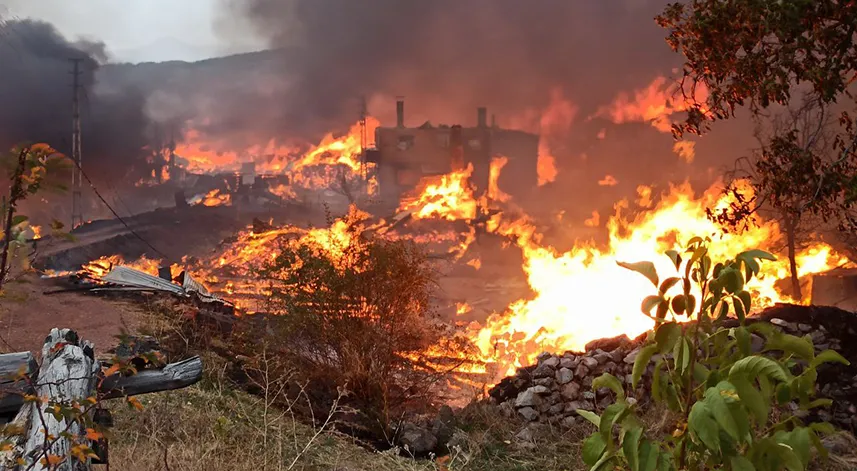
(578, 237, 850, 471)
(0, 143, 70, 289)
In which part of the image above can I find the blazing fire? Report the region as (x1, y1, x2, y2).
(82, 255, 163, 278)
(398, 163, 479, 221)
(487, 156, 511, 203)
(198, 189, 232, 207)
(468, 179, 848, 379)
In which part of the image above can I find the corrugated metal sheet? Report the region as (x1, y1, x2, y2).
(181, 272, 223, 303)
(101, 266, 185, 295)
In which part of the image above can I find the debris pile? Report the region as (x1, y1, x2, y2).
(487, 304, 857, 433)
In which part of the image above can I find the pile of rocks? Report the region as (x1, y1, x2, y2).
(487, 304, 857, 433)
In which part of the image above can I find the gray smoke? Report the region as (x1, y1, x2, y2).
(0, 19, 161, 181)
(217, 0, 680, 136)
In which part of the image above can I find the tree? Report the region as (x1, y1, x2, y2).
(709, 97, 844, 300)
(657, 0, 857, 233)
(0, 143, 69, 290)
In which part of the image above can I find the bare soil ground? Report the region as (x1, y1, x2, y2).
(0, 274, 143, 353)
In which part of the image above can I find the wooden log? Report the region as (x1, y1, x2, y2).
(0, 352, 37, 382)
(99, 356, 202, 399)
(5, 328, 100, 471)
(0, 356, 203, 416)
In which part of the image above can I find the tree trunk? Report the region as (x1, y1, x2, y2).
(5, 329, 100, 471)
(784, 215, 802, 301)
(0, 148, 29, 289)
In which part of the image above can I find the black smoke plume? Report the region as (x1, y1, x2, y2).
(218, 0, 679, 136)
(0, 19, 157, 181)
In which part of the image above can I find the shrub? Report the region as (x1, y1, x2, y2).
(254, 207, 474, 431)
(579, 237, 850, 471)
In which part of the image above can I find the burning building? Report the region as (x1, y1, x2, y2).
(371, 99, 539, 203)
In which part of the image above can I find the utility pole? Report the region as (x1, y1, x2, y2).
(359, 95, 368, 182)
(70, 58, 84, 229)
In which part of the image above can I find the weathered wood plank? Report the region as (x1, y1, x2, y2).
(0, 352, 37, 383)
(99, 356, 202, 399)
(0, 357, 204, 416)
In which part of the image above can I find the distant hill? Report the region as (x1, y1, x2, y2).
(111, 37, 260, 64)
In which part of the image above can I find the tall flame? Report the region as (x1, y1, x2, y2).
(470, 179, 848, 378)
(398, 163, 478, 221)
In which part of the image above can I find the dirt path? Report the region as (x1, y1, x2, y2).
(0, 274, 143, 354)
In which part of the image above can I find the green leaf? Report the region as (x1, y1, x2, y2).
(641, 295, 664, 317)
(659, 277, 680, 294)
(670, 295, 687, 315)
(692, 362, 710, 384)
(685, 294, 696, 316)
(733, 295, 746, 321)
(809, 422, 835, 435)
(735, 326, 751, 356)
(688, 402, 720, 453)
(638, 439, 660, 471)
(599, 403, 629, 444)
(736, 290, 752, 314)
(655, 322, 681, 354)
(811, 349, 850, 368)
(704, 382, 741, 441)
(765, 332, 815, 360)
(590, 452, 616, 471)
(731, 375, 769, 424)
(593, 373, 625, 399)
(633, 345, 658, 389)
(777, 429, 811, 470)
(665, 250, 682, 271)
(10, 215, 27, 227)
(729, 355, 788, 383)
(617, 261, 659, 288)
(674, 337, 690, 374)
(622, 426, 643, 471)
(577, 409, 601, 426)
(807, 398, 832, 409)
(582, 433, 607, 466)
(776, 383, 792, 404)
(730, 455, 756, 471)
(738, 249, 777, 262)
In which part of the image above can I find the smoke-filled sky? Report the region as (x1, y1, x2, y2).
(2, 0, 264, 62)
(0, 0, 760, 207)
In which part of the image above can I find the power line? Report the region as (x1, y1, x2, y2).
(66, 156, 169, 260)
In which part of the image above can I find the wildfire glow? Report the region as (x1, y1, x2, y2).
(199, 189, 232, 207)
(488, 156, 511, 203)
(398, 164, 478, 221)
(673, 140, 696, 163)
(469, 179, 848, 379)
(595, 76, 710, 133)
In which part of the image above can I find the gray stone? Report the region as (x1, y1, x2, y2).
(536, 352, 553, 363)
(532, 385, 551, 394)
(556, 367, 574, 384)
(561, 382, 581, 400)
(593, 352, 612, 365)
(624, 348, 641, 364)
(811, 330, 826, 343)
(751, 334, 765, 353)
(548, 403, 565, 415)
(398, 423, 438, 455)
(610, 349, 625, 363)
(561, 416, 579, 428)
(798, 323, 813, 332)
(582, 376, 593, 388)
(597, 395, 613, 408)
(575, 364, 590, 378)
(518, 407, 539, 421)
(499, 401, 515, 418)
(582, 391, 596, 400)
(533, 362, 556, 378)
(538, 400, 552, 413)
(549, 391, 562, 404)
(564, 401, 584, 413)
(534, 378, 555, 388)
(541, 356, 560, 368)
(582, 356, 599, 369)
(515, 388, 541, 408)
(627, 397, 638, 406)
(560, 357, 576, 369)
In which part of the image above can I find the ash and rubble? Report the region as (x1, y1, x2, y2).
(486, 303, 857, 438)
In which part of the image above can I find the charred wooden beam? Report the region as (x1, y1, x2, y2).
(99, 356, 202, 399)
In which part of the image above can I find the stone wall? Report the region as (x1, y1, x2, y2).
(487, 304, 857, 433)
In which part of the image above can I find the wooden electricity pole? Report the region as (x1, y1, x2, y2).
(70, 58, 84, 229)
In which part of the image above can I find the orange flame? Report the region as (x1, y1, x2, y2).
(488, 156, 511, 203)
(398, 163, 478, 221)
(595, 76, 710, 133)
(470, 179, 848, 379)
